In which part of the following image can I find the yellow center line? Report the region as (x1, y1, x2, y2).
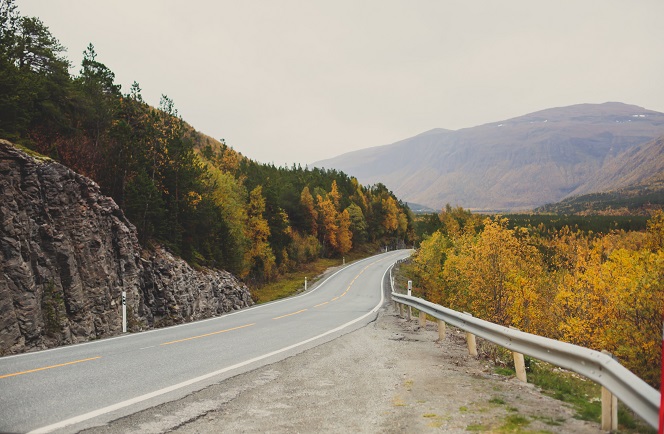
(161, 323, 255, 346)
(272, 309, 307, 320)
(334, 261, 377, 298)
(0, 356, 102, 380)
(314, 301, 329, 308)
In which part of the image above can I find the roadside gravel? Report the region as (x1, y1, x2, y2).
(84, 304, 603, 433)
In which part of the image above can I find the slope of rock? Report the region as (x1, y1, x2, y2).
(0, 140, 253, 355)
(571, 136, 664, 196)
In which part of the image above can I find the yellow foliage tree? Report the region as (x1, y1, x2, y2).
(413, 209, 664, 387)
(329, 180, 341, 210)
(599, 248, 664, 386)
(317, 194, 339, 252)
(382, 196, 399, 232)
(336, 208, 353, 256)
(300, 186, 318, 235)
(459, 218, 546, 332)
(243, 186, 276, 281)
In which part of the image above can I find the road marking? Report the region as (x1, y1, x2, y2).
(28, 252, 409, 434)
(160, 323, 255, 346)
(139, 346, 156, 350)
(334, 261, 376, 299)
(314, 302, 328, 308)
(272, 309, 307, 320)
(0, 356, 102, 380)
(1, 254, 394, 363)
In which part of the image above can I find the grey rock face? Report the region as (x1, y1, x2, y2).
(0, 140, 253, 355)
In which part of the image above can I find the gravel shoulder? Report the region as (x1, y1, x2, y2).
(83, 303, 604, 434)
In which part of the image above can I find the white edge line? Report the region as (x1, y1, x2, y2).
(28, 255, 402, 434)
(4, 253, 396, 361)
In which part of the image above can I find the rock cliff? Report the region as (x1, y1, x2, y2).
(0, 140, 253, 355)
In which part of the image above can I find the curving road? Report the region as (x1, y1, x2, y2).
(0, 250, 411, 433)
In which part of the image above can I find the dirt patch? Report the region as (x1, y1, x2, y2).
(84, 306, 604, 433)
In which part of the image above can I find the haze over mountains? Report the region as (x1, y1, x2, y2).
(314, 103, 664, 212)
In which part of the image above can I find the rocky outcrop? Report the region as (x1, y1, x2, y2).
(0, 140, 253, 355)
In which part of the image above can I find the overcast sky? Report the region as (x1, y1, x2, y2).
(16, 0, 664, 166)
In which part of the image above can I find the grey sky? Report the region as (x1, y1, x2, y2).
(16, 0, 664, 166)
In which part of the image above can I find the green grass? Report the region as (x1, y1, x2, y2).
(13, 143, 52, 162)
(501, 414, 530, 429)
(527, 361, 600, 422)
(531, 415, 564, 426)
(528, 361, 655, 433)
(250, 258, 341, 303)
(494, 366, 516, 376)
(249, 243, 386, 304)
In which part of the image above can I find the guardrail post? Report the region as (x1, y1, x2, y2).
(418, 311, 426, 328)
(513, 352, 527, 383)
(601, 351, 618, 432)
(509, 326, 527, 383)
(463, 312, 478, 357)
(438, 319, 446, 341)
(399, 303, 404, 318)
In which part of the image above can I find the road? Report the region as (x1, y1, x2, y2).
(0, 250, 411, 433)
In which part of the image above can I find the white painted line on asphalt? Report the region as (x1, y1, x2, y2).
(28, 254, 403, 434)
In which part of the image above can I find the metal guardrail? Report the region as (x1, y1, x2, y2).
(389, 285, 660, 428)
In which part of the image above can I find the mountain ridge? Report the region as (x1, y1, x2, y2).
(314, 102, 664, 211)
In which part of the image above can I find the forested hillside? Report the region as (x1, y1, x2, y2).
(0, 1, 413, 285)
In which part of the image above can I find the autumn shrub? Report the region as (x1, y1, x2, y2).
(289, 232, 322, 264)
(412, 210, 664, 388)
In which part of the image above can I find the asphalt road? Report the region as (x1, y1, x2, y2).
(0, 250, 411, 434)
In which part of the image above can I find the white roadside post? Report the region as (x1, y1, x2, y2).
(122, 291, 127, 333)
(305, 277, 308, 291)
(407, 280, 413, 321)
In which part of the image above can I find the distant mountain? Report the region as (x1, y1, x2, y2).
(536, 136, 664, 215)
(313, 103, 664, 211)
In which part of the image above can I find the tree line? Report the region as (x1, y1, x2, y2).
(411, 205, 664, 388)
(0, 0, 414, 284)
